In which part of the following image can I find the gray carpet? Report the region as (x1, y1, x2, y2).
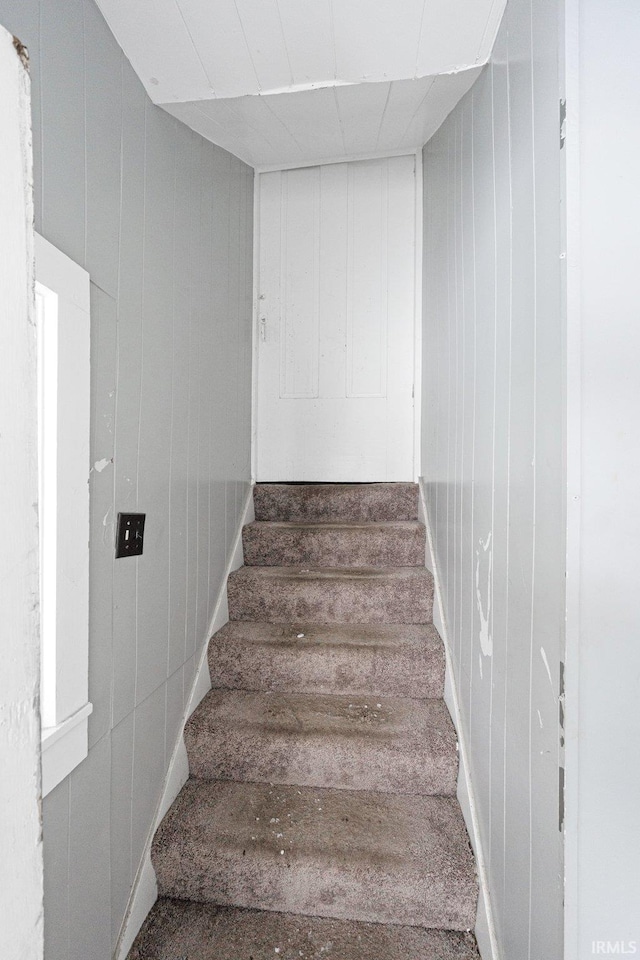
(129, 483, 480, 959)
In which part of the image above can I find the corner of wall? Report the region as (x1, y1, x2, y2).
(113, 481, 255, 960)
(418, 478, 501, 960)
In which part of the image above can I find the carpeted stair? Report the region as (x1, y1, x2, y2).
(129, 483, 480, 960)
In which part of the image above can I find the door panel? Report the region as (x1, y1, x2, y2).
(257, 155, 416, 482)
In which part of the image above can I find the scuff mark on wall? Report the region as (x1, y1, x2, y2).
(475, 532, 493, 669)
(540, 646, 554, 690)
(102, 506, 115, 546)
(558, 766, 565, 832)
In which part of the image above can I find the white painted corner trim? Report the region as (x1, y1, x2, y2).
(114, 482, 256, 960)
(41, 702, 93, 798)
(418, 479, 501, 960)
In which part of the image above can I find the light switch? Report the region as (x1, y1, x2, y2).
(115, 512, 146, 558)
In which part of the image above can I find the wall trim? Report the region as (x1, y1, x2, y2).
(255, 147, 418, 175)
(413, 147, 423, 483)
(418, 478, 501, 960)
(251, 172, 261, 483)
(114, 482, 256, 960)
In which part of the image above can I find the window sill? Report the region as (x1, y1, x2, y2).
(41, 701, 93, 797)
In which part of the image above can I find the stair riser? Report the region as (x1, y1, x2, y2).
(242, 524, 426, 567)
(185, 730, 457, 796)
(254, 483, 419, 523)
(227, 572, 433, 624)
(208, 635, 445, 699)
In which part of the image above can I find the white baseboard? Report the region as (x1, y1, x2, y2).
(418, 479, 501, 960)
(114, 481, 255, 960)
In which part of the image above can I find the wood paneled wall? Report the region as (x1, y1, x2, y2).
(0, 0, 253, 956)
(421, 1, 564, 956)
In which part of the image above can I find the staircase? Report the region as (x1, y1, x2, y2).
(129, 483, 480, 960)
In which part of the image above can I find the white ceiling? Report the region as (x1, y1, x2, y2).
(95, 0, 505, 167)
(161, 70, 482, 169)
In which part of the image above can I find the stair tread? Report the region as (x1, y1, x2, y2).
(185, 689, 457, 795)
(152, 779, 477, 929)
(208, 622, 445, 699)
(129, 898, 481, 960)
(254, 482, 419, 522)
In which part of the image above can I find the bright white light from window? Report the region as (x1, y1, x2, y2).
(36, 280, 59, 729)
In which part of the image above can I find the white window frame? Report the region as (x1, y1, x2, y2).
(35, 233, 92, 797)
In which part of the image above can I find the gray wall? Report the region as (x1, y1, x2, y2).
(0, 1, 253, 957)
(421, 0, 564, 957)
(564, 0, 640, 953)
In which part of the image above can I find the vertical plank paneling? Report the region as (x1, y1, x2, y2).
(346, 161, 388, 398)
(39, 0, 85, 266)
(184, 135, 203, 662)
(135, 104, 176, 704)
(469, 65, 497, 836)
(451, 112, 463, 668)
(68, 735, 112, 959)
(460, 93, 475, 711)
(88, 286, 117, 747)
(196, 143, 215, 649)
(167, 127, 192, 678)
(111, 58, 145, 729)
(84, 0, 121, 298)
(208, 146, 232, 602)
(529, 0, 564, 953)
(503, 1, 536, 949)
(318, 163, 349, 398)
(131, 684, 165, 871)
(280, 166, 320, 399)
(487, 23, 512, 918)
(42, 780, 70, 960)
(225, 156, 242, 542)
(422, 1, 563, 957)
(110, 712, 134, 949)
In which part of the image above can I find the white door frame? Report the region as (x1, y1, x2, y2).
(0, 25, 44, 960)
(250, 147, 423, 484)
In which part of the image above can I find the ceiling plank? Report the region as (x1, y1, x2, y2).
(162, 101, 251, 161)
(332, 0, 425, 82)
(175, 0, 259, 98)
(376, 77, 437, 152)
(276, 0, 336, 86)
(95, 0, 211, 102)
(262, 87, 344, 162)
(234, 0, 293, 93)
(210, 95, 303, 159)
(417, 0, 498, 74)
(399, 68, 482, 146)
(334, 82, 391, 157)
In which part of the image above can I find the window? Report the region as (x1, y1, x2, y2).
(35, 234, 92, 797)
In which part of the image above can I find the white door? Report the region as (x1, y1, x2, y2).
(256, 155, 416, 482)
